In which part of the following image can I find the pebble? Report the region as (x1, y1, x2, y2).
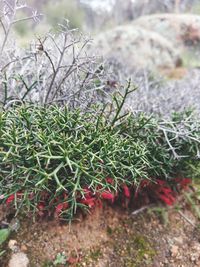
(8, 240, 19, 253)
(190, 253, 198, 262)
(21, 244, 28, 252)
(170, 245, 179, 257)
(8, 252, 29, 267)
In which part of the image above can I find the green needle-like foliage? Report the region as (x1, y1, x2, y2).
(0, 89, 199, 219)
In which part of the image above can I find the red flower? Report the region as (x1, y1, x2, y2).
(37, 202, 46, 217)
(55, 202, 69, 216)
(82, 187, 93, 198)
(79, 187, 96, 208)
(154, 181, 176, 206)
(37, 202, 45, 210)
(122, 184, 130, 198)
(157, 187, 173, 195)
(156, 179, 166, 186)
(6, 194, 15, 204)
(6, 192, 25, 205)
(157, 194, 175, 206)
(175, 178, 191, 189)
(106, 177, 114, 185)
(140, 180, 152, 188)
(80, 197, 96, 208)
(101, 191, 115, 203)
(180, 178, 191, 188)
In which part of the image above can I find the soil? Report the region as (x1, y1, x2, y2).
(1, 192, 200, 267)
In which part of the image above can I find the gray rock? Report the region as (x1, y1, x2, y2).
(133, 13, 200, 47)
(93, 25, 180, 70)
(8, 252, 29, 267)
(8, 240, 19, 253)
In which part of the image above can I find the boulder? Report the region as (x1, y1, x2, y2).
(8, 252, 29, 267)
(133, 13, 200, 47)
(93, 25, 180, 70)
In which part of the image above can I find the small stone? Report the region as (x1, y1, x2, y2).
(170, 245, 179, 257)
(192, 242, 200, 251)
(190, 254, 197, 262)
(8, 240, 19, 252)
(21, 244, 28, 252)
(8, 252, 29, 267)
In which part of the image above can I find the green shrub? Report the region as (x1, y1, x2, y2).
(0, 91, 199, 219)
(0, 104, 148, 219)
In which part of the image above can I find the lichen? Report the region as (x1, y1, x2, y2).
(111, 222, 156, 267)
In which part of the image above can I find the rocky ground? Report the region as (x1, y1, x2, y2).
(1, 186, 200, 267)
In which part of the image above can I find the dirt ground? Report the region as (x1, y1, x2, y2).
(1, 190, 200, 267)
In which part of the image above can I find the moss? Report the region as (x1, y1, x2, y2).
(134, 235, 155, 258)
(77, 247, 103, 266)
(89, 248, 102, 261)
(41, 261, 53, 267)
(112, 223, 156, 267)
(148, 207, 169, 226)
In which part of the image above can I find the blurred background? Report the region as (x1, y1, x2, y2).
(2, 0, 200, 115)
(14, 0, 200, 33)
(13, 0, 200, 71)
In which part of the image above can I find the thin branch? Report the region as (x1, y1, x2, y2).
(132, 204, 154, 216)
(43, 37, 69, 103)
(1, 56, 33, 72)
(0, 18, 6, 35)
(12, 14, 41, 25)
(163, 129, 179, 159)
(178, 210, 196, 227)
(43, 50, 56, 74)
